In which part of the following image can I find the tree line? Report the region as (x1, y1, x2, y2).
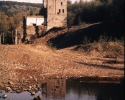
(0, 1, 42, 7)
(67, 0, 124, 26)
(0, 1, 41, 16)
(0, 1, 42, 44)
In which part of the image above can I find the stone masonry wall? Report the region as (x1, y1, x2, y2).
(47, 0, 67, 30)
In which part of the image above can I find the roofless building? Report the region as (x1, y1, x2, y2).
(15, 0, 67, 44)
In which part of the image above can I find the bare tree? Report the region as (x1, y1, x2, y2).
(0, 12, 9, 44)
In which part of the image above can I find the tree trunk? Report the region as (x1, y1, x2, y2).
(2, 32, 4, 44)
(12, 30, 14, 44)
(0, 33, 1, 45)
(15, 29, 17, 45)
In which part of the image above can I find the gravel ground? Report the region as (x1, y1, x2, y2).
(0, 44, 124, 87)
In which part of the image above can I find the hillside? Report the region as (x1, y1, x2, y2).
(0, 22, 124, 86)
(0, 1, 42, 16)
(34, 20, 124, 57)
(0, 1, 42, 7)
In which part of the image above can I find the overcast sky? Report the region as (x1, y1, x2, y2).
(1, 0, 80, 3)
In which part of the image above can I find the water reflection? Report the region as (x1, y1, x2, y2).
(0, 77, 124, 100)
(66, 78, 124, 100)
(41, 78, 66, 99)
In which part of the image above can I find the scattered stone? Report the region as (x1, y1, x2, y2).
(6, 86, 12, 92)
(8, 81, 13, 85)
(22, 88, 27, 91)
(2, 94, 7, 98)
(16, 89, 21, 93)
(37, 94, 42, 99)
(0, 90, 2, 93)
(30, 91, 36, 95)
(33, 97, 39, 100)
(33, 94, 43, 100)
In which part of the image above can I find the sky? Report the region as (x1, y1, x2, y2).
(1, 0, 80, 4)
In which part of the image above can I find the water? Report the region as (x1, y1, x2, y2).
(0, 78, 124, 100)
(66, 78, 124, 100)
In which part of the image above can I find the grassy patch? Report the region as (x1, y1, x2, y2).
(76, 35, 124, 57)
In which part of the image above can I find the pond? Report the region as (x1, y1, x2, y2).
(0, 77, 124, 100)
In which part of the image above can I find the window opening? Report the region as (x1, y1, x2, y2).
(61, 2, 63, 5)
(62, 9, 64, 13)
(57, 9, 61, 14)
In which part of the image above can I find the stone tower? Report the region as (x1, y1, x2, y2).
(43, 0, 67, 30)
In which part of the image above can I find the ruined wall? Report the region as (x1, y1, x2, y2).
(26, 16, 45, 26)
(37, 25, 47, 36)
(25, 25, 46, 40)
(47, 0, 67, 30)
(43, 0, 47, 8)
(14, 29, 23, 44)
(26, 26, 36, 35)
(25, 16, 47, 41)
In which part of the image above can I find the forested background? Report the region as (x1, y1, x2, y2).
(0, 0, 124, 44)
(0, 1, 42, 16)
(67, 0, 124, 26)
(0, 1, 42, 44)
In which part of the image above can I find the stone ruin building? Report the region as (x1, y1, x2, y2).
(15, 0, 67, 44)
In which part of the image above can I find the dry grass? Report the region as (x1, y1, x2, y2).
(75, 42, 124, 58)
